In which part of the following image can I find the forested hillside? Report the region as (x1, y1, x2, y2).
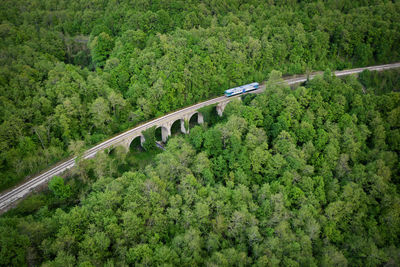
(1, 71, 400, 266)
(1, 0, 400, 190)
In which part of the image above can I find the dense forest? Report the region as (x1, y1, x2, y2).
(1, 70, 400, 266)
(1, 0, 400, 190)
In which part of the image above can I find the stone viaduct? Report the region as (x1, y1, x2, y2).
(112, 96, 235, 151)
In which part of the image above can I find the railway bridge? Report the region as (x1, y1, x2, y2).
(114, 98, 231, 150)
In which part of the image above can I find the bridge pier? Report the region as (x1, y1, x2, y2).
(216, 101, 228, 116)
(197, 112, 204, 124)
(140, 135, 145, 146)
(181, 119, 188, 134)
(161, 126, 171, 142)
(216, 98, 241, 116)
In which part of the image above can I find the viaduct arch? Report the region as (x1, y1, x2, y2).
(114, 100, 229, 152)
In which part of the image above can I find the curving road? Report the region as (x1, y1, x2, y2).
(1, 62, 400, 213)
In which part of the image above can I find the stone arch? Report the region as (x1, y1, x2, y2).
(106, 145, 127, 156)
(128, 135, 145, 151)
(170, 118, 185, 135)
(188, 111, 204, 128)
(106, 146, 116, 155)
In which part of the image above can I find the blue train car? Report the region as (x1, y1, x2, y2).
(224, 82, 259, 97)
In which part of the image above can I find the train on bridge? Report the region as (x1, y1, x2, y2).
(224, 82, 259, 97)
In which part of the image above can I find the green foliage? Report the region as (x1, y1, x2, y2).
(0, 225, 29, 266)
(9, 194, 47, 216)
(142, 126, 157, 151)
(90, 97, 111, 131)
(90, 32, 114, 68)
(2, 72, 400, 265)
(48, 176, 71, 200)
(1, 0, 400, 265)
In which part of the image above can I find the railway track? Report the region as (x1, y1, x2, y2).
(1, 62, 399, 213)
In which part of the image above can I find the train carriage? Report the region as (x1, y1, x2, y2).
(224, 82, 259, 97)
